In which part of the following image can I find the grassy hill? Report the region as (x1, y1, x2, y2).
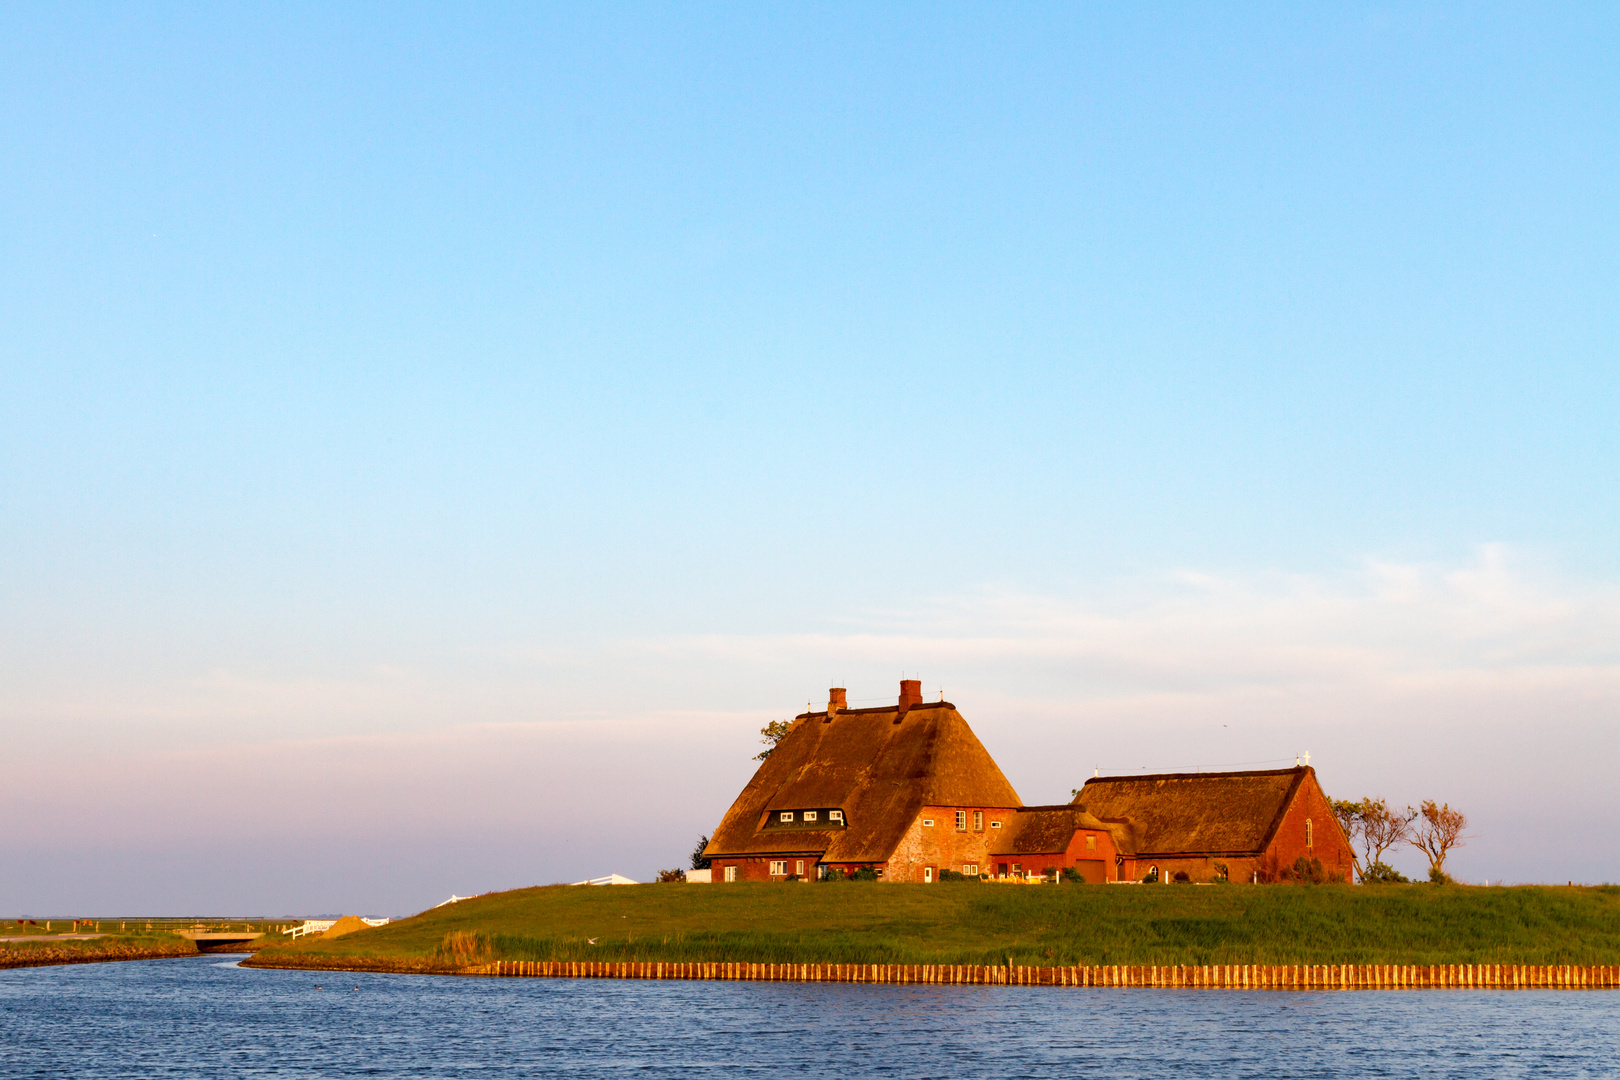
(245, 881, 1620, 973)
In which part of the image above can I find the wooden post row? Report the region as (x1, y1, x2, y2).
(478, 960, 1616, 989)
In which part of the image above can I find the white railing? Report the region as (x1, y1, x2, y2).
(287, 920, 337, 939)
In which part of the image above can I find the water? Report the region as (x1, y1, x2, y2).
(2, 955, 1616, 1078)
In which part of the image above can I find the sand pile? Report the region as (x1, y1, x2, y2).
(317, 916, 372, 940)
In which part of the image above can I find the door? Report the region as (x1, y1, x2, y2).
(923, 866, 934, 883)
(1071, 859, 1107, 884)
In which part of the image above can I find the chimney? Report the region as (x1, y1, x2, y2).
(825, 687, 846, 722)
(897, 678, 922, 714)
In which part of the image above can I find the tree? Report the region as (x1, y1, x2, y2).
(690, 835, 712, 870)
(754, 719, 792, 761)
(1337, 797, 1417, 882)
(1410, 800, 1469, 883)
(1332, 799, 1366, 880)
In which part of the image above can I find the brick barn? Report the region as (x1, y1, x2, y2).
(702, 681, 1353, 884)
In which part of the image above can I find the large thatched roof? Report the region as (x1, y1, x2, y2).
(703, 702, 1022, 864)
(1073, 767, 1312, 856)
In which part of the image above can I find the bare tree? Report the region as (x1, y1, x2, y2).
(1409, 800, 1469, 883)
(1359, 798, 1417, 880)
(754, 719, 792, 761)
(1332, 799, 1366, 880)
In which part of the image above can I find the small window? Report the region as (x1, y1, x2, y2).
(1012, 863, 1022, 875)
(973, 810, 983, 832)
(1086, 835, 1096, 850)
(963, 863, 979, 876)
(922, 818, 934, 827)
(769, 860, 786, 876)
(955, 810, 967, 832)
(795, 860, 805, 876)
(1306, 818, 1314, 848)
(804, 811, 817, 822)
(724, 866, 737, 882)
(779, 811, 793, 823)
(829, 810, 843, 823)
(990, 821, 1002, 829)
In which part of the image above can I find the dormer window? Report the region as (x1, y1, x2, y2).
(829, 810, 844, 823)
(779, 811, 793, 823)
(804, 811, 818, 822)
(990, 821, 1002, 829)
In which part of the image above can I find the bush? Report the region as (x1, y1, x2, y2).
(938, 869, 966, 882)
(783, 873, 800, 882)
(654, 869, 686, 883)
(819, 867, 846, 882)
(1429, 866, 1454, 885)
(1061, 868, 1087, 884)
(1362, 861, 1409, 884)
(851, 867, 879, 882)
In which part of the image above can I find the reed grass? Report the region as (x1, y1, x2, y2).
(250, 880, 1620, 970)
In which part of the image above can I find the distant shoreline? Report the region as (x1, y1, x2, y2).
(0, 938, 198, 971)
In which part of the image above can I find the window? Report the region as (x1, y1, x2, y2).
(779, 811, 793, 823)
(804, 811, 817, 822)
(973, 810, 983, 832)
(795, 860, 805, 876)
(990, 821, 1002, 829)
(955, 810, 967, 832)
(1012, 863, 1022, 875)
(769, 861, 786, 876)
(1086, 835, 1096, 850)
(829, 810, 843, 823)
(922, 818, 934, 827)
(963, 864, 979, 876)
(724, 866, 737, 882)
(1306, 818, 1314, 848)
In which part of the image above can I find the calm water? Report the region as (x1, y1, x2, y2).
(2, 955, 1616, 1078)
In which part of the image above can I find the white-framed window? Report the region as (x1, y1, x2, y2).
(990, 821, 1002, 829)
(963, 864, 979, 876)
(923, 867, 934, 883)
(1306, 819, 1314, 848)
(974, 810, 983, 832)
(922, 818, 935, 827)
(829, 810, 844, 823)
(795, 860, 805, 876)
(955, 810, 967, 831)
(724, 866, 737, 882)
(1086, 834, 1096, 850)
(769, 861, 786, 876)
(779, 811, 793, 823)
(804, 810, 817, 822)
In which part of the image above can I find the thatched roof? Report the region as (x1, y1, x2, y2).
(990, 805, 1141, 857)
(703, 702, 1022, 864)
(1073, 767, 1311, 856)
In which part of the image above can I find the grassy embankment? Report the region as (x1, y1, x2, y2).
(0, 933, 198, 970)
(246, 881, 1620, 974)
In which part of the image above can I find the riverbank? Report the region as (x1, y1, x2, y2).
(0, 935, 198, 970)
(244, 880, 1620, 976)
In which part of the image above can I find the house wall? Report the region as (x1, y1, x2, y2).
(707, 855, 819, 882)
(1262, 773, 1355, 881)
(884, 805, 1019, 882)
(991, 829, 1120, 882)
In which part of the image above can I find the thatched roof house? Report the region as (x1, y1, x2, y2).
(702, 684, 1355, 885)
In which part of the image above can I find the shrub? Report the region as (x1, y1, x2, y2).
(1429, 866, 1454, 885)
(655, 869, 686, 883)
(851, 867, 879, 882)
(1362, 861, 1409, 884)
(783, 873, 800, 882)
(819, 867, 846, 882)
(938, 869, 966, 882)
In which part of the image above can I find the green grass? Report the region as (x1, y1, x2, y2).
(248, 881, 1620, 970)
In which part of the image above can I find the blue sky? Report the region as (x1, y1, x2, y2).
(3, 4, 1617, 912)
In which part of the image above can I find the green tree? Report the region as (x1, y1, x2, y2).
(754, 719, 792, 761)
(690, 835, 712, 870)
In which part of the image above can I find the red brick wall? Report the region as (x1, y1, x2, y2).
(885, 805, 1019, 882)
(1263, 772, 1354, 881)
(708, 856, 818, 882)
(992, 828, 1121, 882)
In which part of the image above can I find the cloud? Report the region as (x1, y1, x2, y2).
(5, 545, 1617, 907)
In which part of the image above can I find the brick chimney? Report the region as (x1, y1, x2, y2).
(826, 687, 846, 721)
(897, 678, 922, 714)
